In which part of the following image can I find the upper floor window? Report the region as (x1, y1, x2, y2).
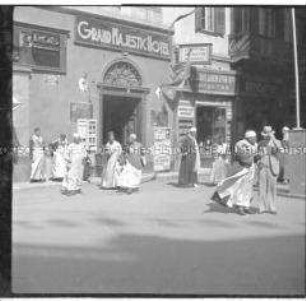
(232, 7, 250, 34)
(13, 22, 68, 74)
(195, 7, 225, 36)
(258, 7, 291, 41)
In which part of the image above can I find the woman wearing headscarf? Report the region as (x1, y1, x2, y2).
(117, 133, 146, 194)
(61, 133, 87, 196)
(52, 134, 68, 181)
(29, 127, 46, 182)
(101, 131, 122, 189)
(211, 130, 259, 215)
(256, 126, 281, 214)
(178, 127, 201, 187)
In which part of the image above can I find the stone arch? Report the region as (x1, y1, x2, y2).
(102, 58, 143, 88)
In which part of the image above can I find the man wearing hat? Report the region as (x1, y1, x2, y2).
(256, 125, 281, 214)
(211, 130, 258, 215)
(178, 126, 201, 187)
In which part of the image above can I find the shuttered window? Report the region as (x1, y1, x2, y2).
(195, 6, 225, 36)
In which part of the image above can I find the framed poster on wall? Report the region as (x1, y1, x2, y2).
(70, 102, 93, 123)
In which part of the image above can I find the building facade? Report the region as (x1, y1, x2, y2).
(163, 7, 237, 167)
(229, 7, 299, 138)
(13, 6, 173, 151)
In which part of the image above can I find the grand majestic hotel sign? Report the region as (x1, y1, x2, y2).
(75, 16, 171, 60)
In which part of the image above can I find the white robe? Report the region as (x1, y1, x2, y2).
(101, 141, 122, 188)
(30, 134, 45, 181)
(52, 142, 68, 179)
(62, 143, 86, 191)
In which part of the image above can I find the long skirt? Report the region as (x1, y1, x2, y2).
(257, 167, 277, 213)
(30, 149, 45, 181)
(117, 161, 142, 189)
(101, 154, 120, 188)
(62, 159, 84, 192)
(52, 151, 66, 180)
(212, 163, 255, 208)
(178, 155, 198, 186)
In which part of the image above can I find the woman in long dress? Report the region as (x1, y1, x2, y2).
(61, 133, 87, 196)
(52, 134, 68, 181)
(101, 131, 122, 189)
(211, 130, 259, 215)
(256, 126, 281, 214)
(29, 127, 46, 182)
(117, 134, 146, 194)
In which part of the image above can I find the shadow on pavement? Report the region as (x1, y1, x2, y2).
(12, 233, 305, 296)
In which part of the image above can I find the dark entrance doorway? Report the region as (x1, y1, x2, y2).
(196, 106, 227, 145)
(102, 95, 140, 145)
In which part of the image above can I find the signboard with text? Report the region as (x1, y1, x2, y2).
(178, 106, 195, 118)
(195, 71, 236, 95)
(179, 43, 212, 64)
(75, 16, 171, 60)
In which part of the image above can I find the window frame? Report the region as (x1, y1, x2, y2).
(13, 22, 69, 74)
(195, 7, 226, 37)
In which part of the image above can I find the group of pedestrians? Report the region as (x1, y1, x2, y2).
(211, 126, 283, 215)
(176, 125, 286, 216)
(29, 128, 70, 183)
(29, 124, 287, 210)
(29, 127, 146, 196)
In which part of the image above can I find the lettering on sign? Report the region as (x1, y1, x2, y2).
(178, 106, 195, 118)
(75, 16, 170, 59)
(196, 71, 236, 95)
(179, 44, 211, 64)
(20, 31, 60, 50)
(243, 81, 280, 95)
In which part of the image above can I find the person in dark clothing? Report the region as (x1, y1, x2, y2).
(178, 127, 200, 187)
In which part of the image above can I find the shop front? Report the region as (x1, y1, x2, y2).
(175, 68, 237, 167)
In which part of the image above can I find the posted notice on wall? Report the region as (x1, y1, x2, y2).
(153, 127, 172, 172)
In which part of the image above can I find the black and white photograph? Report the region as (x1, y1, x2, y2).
(0, 3, 305, 297)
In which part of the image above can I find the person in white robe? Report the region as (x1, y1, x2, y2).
(100, 131, 122, 189)
(211, 130, 259, 215)
(61, 133, 87, 196)
(29, 127, 46, 182)
(256, 126, 281, 214)
(52, 134, 68, 181)
(117, 134, 146, 194)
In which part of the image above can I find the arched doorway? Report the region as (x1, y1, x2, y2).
(99, 60, 148, 146)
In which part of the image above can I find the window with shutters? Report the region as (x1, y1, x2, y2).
(232, 7, 250, 34)
(195, 7, 226, 36)
(258, 8, 276, 38)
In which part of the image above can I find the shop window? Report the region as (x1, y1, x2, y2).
(13, 22, 68, 74)
(196, 106, 227, 146)
(195, 7, 225, 37)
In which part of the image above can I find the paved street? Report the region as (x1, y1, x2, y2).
(12, 181, 305, 295)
